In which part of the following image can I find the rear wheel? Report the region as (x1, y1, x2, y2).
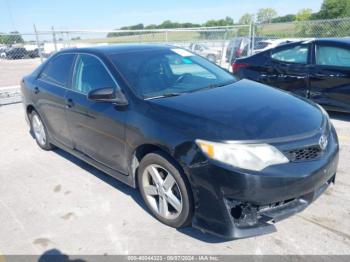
(138, 152, 193, 228)
(30, 110, 53, 150)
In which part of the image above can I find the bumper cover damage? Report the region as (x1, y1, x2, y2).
(223, 174, 335, 239)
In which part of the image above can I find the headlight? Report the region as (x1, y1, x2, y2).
(196, 139, 289, 171)
(317, 104, 332, 131)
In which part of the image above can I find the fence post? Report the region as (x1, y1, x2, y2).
(251, 22, 256, 55)
(52, 26, 58, 52)
(33, 24, 43, 62)
(219, 29, 228, 67)
(66, 31, 71, 47)
(248, 22, 253, 56)
(165, 31, 168, 43)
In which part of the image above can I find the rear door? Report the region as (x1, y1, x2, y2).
(264, 43, 311, 97)
(309, 41, 350, 112)
(65, 53, 127, 173)
(35, 53, 76, 147)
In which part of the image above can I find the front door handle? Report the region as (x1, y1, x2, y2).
(313, 73, 328, 78)
(34, 87, 40, 94)
(66, 98, 74, 108)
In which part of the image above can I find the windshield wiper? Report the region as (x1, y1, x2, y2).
(190, 79, 236, 93)
(145, 92, 185, 100)
(144, 80, 236, 100)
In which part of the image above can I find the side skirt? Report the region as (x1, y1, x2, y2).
(50, 139, 136, 188)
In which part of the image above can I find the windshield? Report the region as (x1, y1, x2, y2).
(110, 48, 236, 99)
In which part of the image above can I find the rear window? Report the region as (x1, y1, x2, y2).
(271, 45, 309, 64)
(38, 54, 75, 86)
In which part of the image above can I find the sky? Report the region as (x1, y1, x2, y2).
(1, 0, 324, 33)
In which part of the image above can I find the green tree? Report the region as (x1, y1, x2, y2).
(204, 16, 234, 27)
(158, 20, 177, 29)
(145, 24, 157, 29)
(256, 8, 277, 24)
(224, 16, 234, 26)
(239, 13, 254, 24)
(317, 0, 350, 19)
(0, 31, 24, 45)
(272, 14, 296, 23)
(120, 23, 144, 30)
(296, 8, 313, 21)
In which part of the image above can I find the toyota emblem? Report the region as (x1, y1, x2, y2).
(319, 135, 328, 151)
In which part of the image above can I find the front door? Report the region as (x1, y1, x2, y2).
(65, 54, 127, 173)
(309, 42, 350, 112)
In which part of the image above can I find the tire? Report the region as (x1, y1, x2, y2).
(207, 54, 216, 63)
(137, 151, 193, 228)
(30, 110, 54, 150)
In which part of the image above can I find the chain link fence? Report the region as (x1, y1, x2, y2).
(249, 17, 350, 57)
(33, 25, 251, 68)
(257, 17, 350, 39)
(1, 17, 350, 105)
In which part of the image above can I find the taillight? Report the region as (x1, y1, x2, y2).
(232, 62, 249, 73)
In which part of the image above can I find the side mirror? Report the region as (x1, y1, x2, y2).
(87, 87, 128, 106)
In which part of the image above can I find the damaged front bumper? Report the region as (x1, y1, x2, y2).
(188, 127, 339, 239)
(222, 174, 335, 239)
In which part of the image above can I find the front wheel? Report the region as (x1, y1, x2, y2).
(138, 152, 193, 228)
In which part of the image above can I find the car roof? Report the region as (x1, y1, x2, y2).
(314, 38, 350, 44)
(59, 44, 173, 56)
(263, 37, 350, 48)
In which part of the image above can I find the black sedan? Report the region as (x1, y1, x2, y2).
(3, 47, 28, 59)
(21, 45, 339, 239)
(233, 38, 350, 113)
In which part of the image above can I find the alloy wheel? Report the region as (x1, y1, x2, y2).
(32, 114, 46, 146)
(142, 164, 183, 220)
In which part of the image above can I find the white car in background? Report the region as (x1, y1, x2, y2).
(188, 43, 222, 62)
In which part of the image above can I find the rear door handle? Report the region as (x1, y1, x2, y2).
(66, 98, 74, 108)
(34, 87, 40, 94)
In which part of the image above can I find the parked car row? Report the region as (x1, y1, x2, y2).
(232, 38, 350, 113)
(225, 37, 305, 63)
(0, 46, 41, 60)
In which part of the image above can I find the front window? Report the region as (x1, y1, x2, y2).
(316, 45, 350, 67)
(110, 48, 235, 99)
(73, 54, 116, 94)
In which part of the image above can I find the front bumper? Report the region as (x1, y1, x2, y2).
(187, 128, 339, 239)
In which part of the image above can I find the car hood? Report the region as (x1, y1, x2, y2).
(148, 79, 324, 141)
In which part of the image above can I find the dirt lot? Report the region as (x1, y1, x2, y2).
(0, 103, 349, 256)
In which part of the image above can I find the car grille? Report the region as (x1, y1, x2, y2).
(284, 145, 323, 162)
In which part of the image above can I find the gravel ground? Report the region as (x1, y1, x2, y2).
(0, 58, 40, 88)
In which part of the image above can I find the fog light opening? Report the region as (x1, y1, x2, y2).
(231, 205, 243, 219)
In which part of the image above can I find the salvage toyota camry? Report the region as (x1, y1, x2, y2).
(21, 45, 339, 239)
